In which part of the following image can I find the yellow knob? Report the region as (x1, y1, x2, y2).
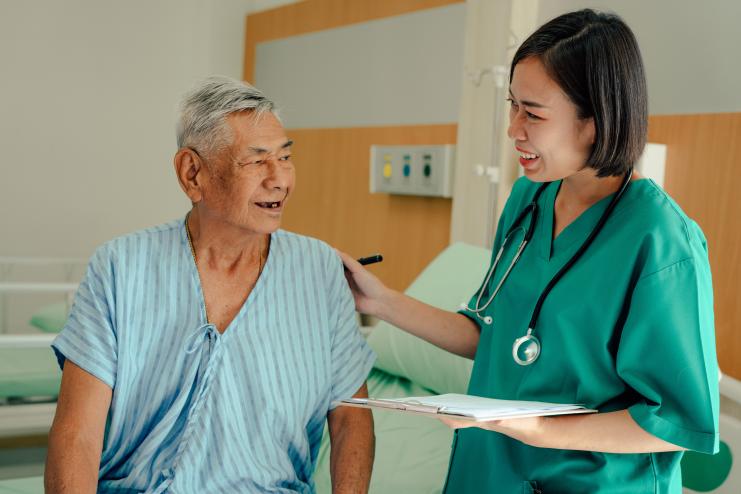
(383, 163, 392, 178)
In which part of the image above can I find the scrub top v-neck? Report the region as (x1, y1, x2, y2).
(447, 177, 718, 494)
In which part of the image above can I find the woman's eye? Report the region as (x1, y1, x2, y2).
(526, 112, 541, 120)
(506, 98, 518, 109)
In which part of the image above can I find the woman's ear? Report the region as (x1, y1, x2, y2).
(174, 148, 204, 203)
(582, 116, 596, 146)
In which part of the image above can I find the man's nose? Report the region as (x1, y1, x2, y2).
(264, 158, 291, 189)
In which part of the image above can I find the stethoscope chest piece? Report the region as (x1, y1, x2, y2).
(464, 169, 632, 366)
(512, 328, 540, 366)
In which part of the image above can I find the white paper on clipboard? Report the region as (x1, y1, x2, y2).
(337, 393, 596, 422)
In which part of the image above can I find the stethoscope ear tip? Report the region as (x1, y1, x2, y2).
(483, 316, 493, 325)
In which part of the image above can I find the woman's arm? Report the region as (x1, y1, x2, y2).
(337, 251, 481, 359)
(441, 409, 683, 453)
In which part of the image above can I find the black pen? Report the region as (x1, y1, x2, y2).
(357, 254, 383, 266)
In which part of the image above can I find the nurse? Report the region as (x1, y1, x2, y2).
(340, 9, 718, 493)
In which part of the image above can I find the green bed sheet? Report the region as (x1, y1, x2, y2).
(0, 476, 42, 494)
(0, 348, 60, 399)
(313, 367, 453, 494)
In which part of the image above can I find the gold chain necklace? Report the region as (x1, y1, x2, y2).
(184, 211, 265, 324)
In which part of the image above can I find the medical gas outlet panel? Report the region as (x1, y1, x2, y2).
(369, 145, 455, 198)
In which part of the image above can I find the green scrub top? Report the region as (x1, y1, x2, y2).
(446, 177, 719, 494)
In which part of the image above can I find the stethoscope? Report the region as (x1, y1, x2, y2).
(462, 170, 633, 366)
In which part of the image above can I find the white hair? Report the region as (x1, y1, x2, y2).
(176, 76, 278, 158)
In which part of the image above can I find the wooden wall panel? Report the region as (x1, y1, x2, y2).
(244, 0, 462, 291)
(243, 2, 741, 380)
(282, 125, 456, 291)
(649, 113, 741, 379)
(243, 0, 464, 82)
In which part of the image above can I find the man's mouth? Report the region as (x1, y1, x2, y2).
(256, 200, 283, 210)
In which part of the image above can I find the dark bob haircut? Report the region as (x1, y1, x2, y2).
(511, 9, 648, 177)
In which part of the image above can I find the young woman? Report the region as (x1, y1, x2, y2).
(340, 9, 718, 493)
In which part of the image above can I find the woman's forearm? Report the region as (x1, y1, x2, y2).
(377, 289, 480, 359)
(485, 409, 683, 453)
(542, 409, 682, 452)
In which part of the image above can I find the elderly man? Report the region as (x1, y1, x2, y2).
(45, 77, 376, 493)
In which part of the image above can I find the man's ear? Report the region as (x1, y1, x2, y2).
(174, 148, 204, 203)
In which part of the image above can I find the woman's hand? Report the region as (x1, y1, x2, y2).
(336, 249, 481, 358)
(336, 249, 392, 318)
(437, 416, 547, 448)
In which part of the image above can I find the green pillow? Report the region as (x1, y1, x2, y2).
(367, 243, 491, 395)
(29, 302, 68, 333)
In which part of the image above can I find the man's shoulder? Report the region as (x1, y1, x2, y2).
(94, 218, 183, 265)
(272, 230, 342, 280)
(273, 229, 335, 258)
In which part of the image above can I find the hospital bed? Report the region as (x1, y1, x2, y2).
(0, 257, 83, 334)
(0, 246, 739, 493)
(0, 258, 81, 438)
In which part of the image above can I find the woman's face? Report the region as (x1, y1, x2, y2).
(507, 56, 595, 182)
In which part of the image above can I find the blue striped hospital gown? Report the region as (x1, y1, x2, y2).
(52, 217, 376, 493)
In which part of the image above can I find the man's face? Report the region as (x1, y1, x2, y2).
(198, 111, 294, 235)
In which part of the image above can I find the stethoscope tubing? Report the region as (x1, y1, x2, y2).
(525, 170, 633, 330)
(465, 183, 549, 321)
(463, 170, 633, 363)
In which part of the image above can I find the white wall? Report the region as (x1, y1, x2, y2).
(0, 0, 296, 259)
(254, 4, 466, 128)
(452, 0, 741, 247)
(4, 0, 739, 258)
(536, 0, 741, 115)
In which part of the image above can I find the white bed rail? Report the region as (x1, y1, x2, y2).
(0, 257, 85, 334)
(0, 282, 79, 293)
(0, 333, 56, 348)
(721, 372, 741, 406)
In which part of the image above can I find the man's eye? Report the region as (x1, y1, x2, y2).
(279, 155, 291, 161)
(526, 112, 541, 120)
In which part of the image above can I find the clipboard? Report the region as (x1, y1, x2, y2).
(337, 393, 597, 422)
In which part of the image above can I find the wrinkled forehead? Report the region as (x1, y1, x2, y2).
(227, 111, 290, 153)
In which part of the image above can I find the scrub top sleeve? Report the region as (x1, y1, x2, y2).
(51, 245, 118, 389)
(326, 252, 376, 409)
(617, 258, 719, 454)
